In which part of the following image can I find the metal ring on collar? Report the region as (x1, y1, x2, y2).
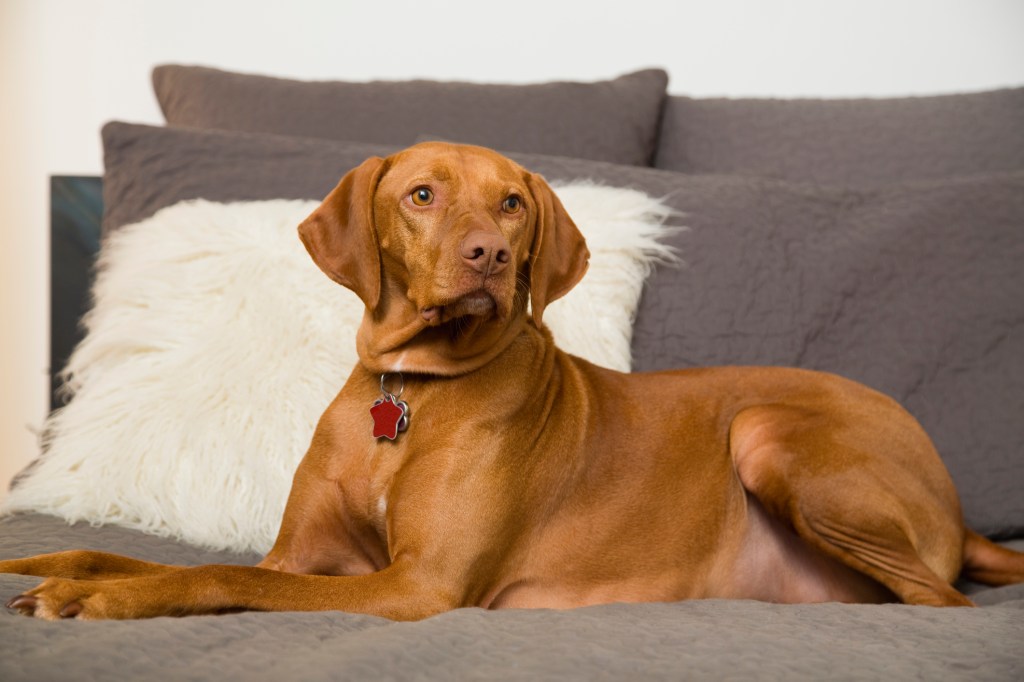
(380, 372, 405, 400)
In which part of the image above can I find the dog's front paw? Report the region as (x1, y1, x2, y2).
(6, 577, 117, 621)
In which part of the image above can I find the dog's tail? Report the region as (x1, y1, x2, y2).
(960, 529, 1024, 586)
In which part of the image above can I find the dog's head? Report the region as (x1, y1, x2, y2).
(298, 142, 589, 375)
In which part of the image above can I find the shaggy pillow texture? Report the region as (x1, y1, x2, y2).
(4, 183, 676, 553)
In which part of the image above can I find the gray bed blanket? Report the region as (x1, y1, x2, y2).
(2, 514, 1022, 681)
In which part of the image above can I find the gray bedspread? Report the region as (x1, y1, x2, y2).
(2, 514, 1022, 681)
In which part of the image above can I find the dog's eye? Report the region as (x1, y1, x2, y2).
(502, 195, 522, 214)
(411, 187, 434, 206)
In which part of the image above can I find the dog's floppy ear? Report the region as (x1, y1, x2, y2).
(298, 156, 387, 309)
(525, 173, 590, 325)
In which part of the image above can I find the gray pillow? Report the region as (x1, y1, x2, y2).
(630, 171, 1024, 540)
(101, 123, 399, 233)
(101, 122, 1024, 538)
(152, 65, 668, 167)
(654, 88, 1024, 187)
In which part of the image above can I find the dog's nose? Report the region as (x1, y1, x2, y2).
(460, 231, 510, 275)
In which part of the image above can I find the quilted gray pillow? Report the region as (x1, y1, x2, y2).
(152, 65, 668, 167)
(630, 171, 1024, 539)
(654, 88, 1024, 187)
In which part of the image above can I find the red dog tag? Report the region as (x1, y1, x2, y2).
(371, 396, 407, 440)
(372, 373, 410, 440)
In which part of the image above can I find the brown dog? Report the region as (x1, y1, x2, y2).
(4, 142, 1023, 620)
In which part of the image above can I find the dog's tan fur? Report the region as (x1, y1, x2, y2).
(4, 142, 1023, 620)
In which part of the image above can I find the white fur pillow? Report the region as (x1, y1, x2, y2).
(3, 183, 675, 553)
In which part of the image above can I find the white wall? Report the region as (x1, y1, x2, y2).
(2, 0, 1023, 499)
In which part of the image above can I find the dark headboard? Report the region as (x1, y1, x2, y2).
(50, 176, 102, 412)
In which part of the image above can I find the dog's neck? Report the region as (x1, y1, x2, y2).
(355, 298, 531, 377)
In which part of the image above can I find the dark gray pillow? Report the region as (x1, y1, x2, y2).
(630, 171, 1024, 540)
(102, 122, 1024, 538)
(654, 88, 1024, 187)
(101, 123, 400, 233)
(151, 65, 668, 167)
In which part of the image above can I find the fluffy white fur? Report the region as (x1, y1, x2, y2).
(3, 183, 676, 553)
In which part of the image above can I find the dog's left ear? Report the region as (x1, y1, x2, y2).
(298, 156, 387, 309)
(525, 173, 590, 325)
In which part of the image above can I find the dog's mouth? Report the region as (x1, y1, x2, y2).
(420, 290, 497, 326)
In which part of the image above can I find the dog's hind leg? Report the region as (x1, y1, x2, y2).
(731, 404, 974, 607)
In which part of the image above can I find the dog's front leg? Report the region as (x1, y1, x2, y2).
(6, 559, 456, 621)
(0, 550, 183, 581)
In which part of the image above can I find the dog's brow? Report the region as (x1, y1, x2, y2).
(427, 167, 454, 183)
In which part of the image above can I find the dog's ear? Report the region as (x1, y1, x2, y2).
(525, 173, 590, 325)
(298, 156, 387, 309)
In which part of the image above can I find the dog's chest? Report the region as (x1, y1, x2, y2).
(361, 438, 407, 536)
(360, 409, 463, 541)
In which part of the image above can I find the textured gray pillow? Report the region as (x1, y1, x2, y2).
(630, 171, 1024, 540)
(101, 122, 1024, 537)
(152, 65, 668, 166)
(654, 88, 1024, 187)
(101, 123, 399, 233)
